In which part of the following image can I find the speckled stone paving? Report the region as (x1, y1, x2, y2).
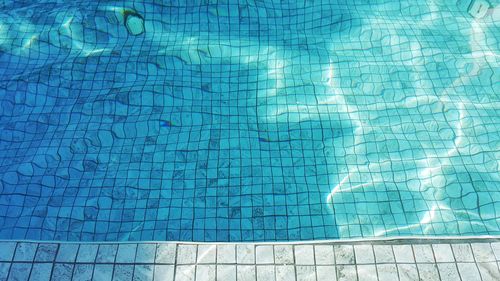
(1, 238, 500, 280)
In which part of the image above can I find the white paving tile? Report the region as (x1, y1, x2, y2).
(34, 243, 58, 262)
(14, 243, 38, 262)
(477, 262, 500, 281)
(471, 243, 496, 262)
(197, 245, 216, 264)
(374, 245, 395, 263)
(437, 263, 460, 281)
(417, 264, 440, 281)
(393, 245, 414, 263)
(276, 265, 296, 281)
(432, 244, 455, 263)
(0, 242, 16, 261)
(336, 265, 356, 281)
(116, 244, 137, 263)
(114, 264, 134, 281)
(297, 265, 317, 281)
(217, 265, 236, 281)
(295, 245, 315, 265)
(316, 265, 336, 281)
(275, 245, 294, 264)
(397, 264, 419, 281)
(257, 265, 275, 281)
(29, 263, 53, 281)
(451, 244, 474, 263)
(256, 245, 274, 264)
(56, 244, 80, 263)
(136, 244, 157, 264)
(377, 264, 399, 281)
(76, 244, 98, 263)
(491, 242, 500, 260)
(177, 245, 197, 264)
(93, 264, 114, 281)
(196, 265, 216, 281)
(154, 265, 175, 281)
(237, 265, 256, 281)
(52, 264, 74, 280)
(357, 264, 377, 281)
(413, 244, 435, 263)
(175, 265, 196, 281)
(96, 244, 118, 263)
(7, 239, 500, 281)
(457, 263, 482, 281)
(237, 245, 255, 264)
(354, 245, 374, 264)
(334, 245, 355, 265)
(0, 263, 10, 280)
(314, 245, 334, 265)
(217, 245, 236, 264)
(9, 263, 32, 281)
(134, 264, 154, 281)
(73, 264, 94, 281)
(156, 244, 177, 264)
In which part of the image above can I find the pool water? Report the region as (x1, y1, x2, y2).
(0, 0, 499, 242)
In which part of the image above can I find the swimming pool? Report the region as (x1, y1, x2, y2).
(0, 0, 499, 242)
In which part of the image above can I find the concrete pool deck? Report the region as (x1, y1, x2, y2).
(1, 238, 500, 280)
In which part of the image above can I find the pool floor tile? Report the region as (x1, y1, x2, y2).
(0, 0, 498, 247)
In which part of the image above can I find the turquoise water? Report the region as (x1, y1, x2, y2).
(0, 0, 499, 241)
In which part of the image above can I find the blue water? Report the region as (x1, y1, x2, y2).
(0, 0, 499, 242)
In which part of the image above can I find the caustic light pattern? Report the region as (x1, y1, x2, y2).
(0, 0, 499, 242)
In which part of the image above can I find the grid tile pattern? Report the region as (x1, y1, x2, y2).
(1, 239, 500, 280)
(0, 0, 499, 242)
